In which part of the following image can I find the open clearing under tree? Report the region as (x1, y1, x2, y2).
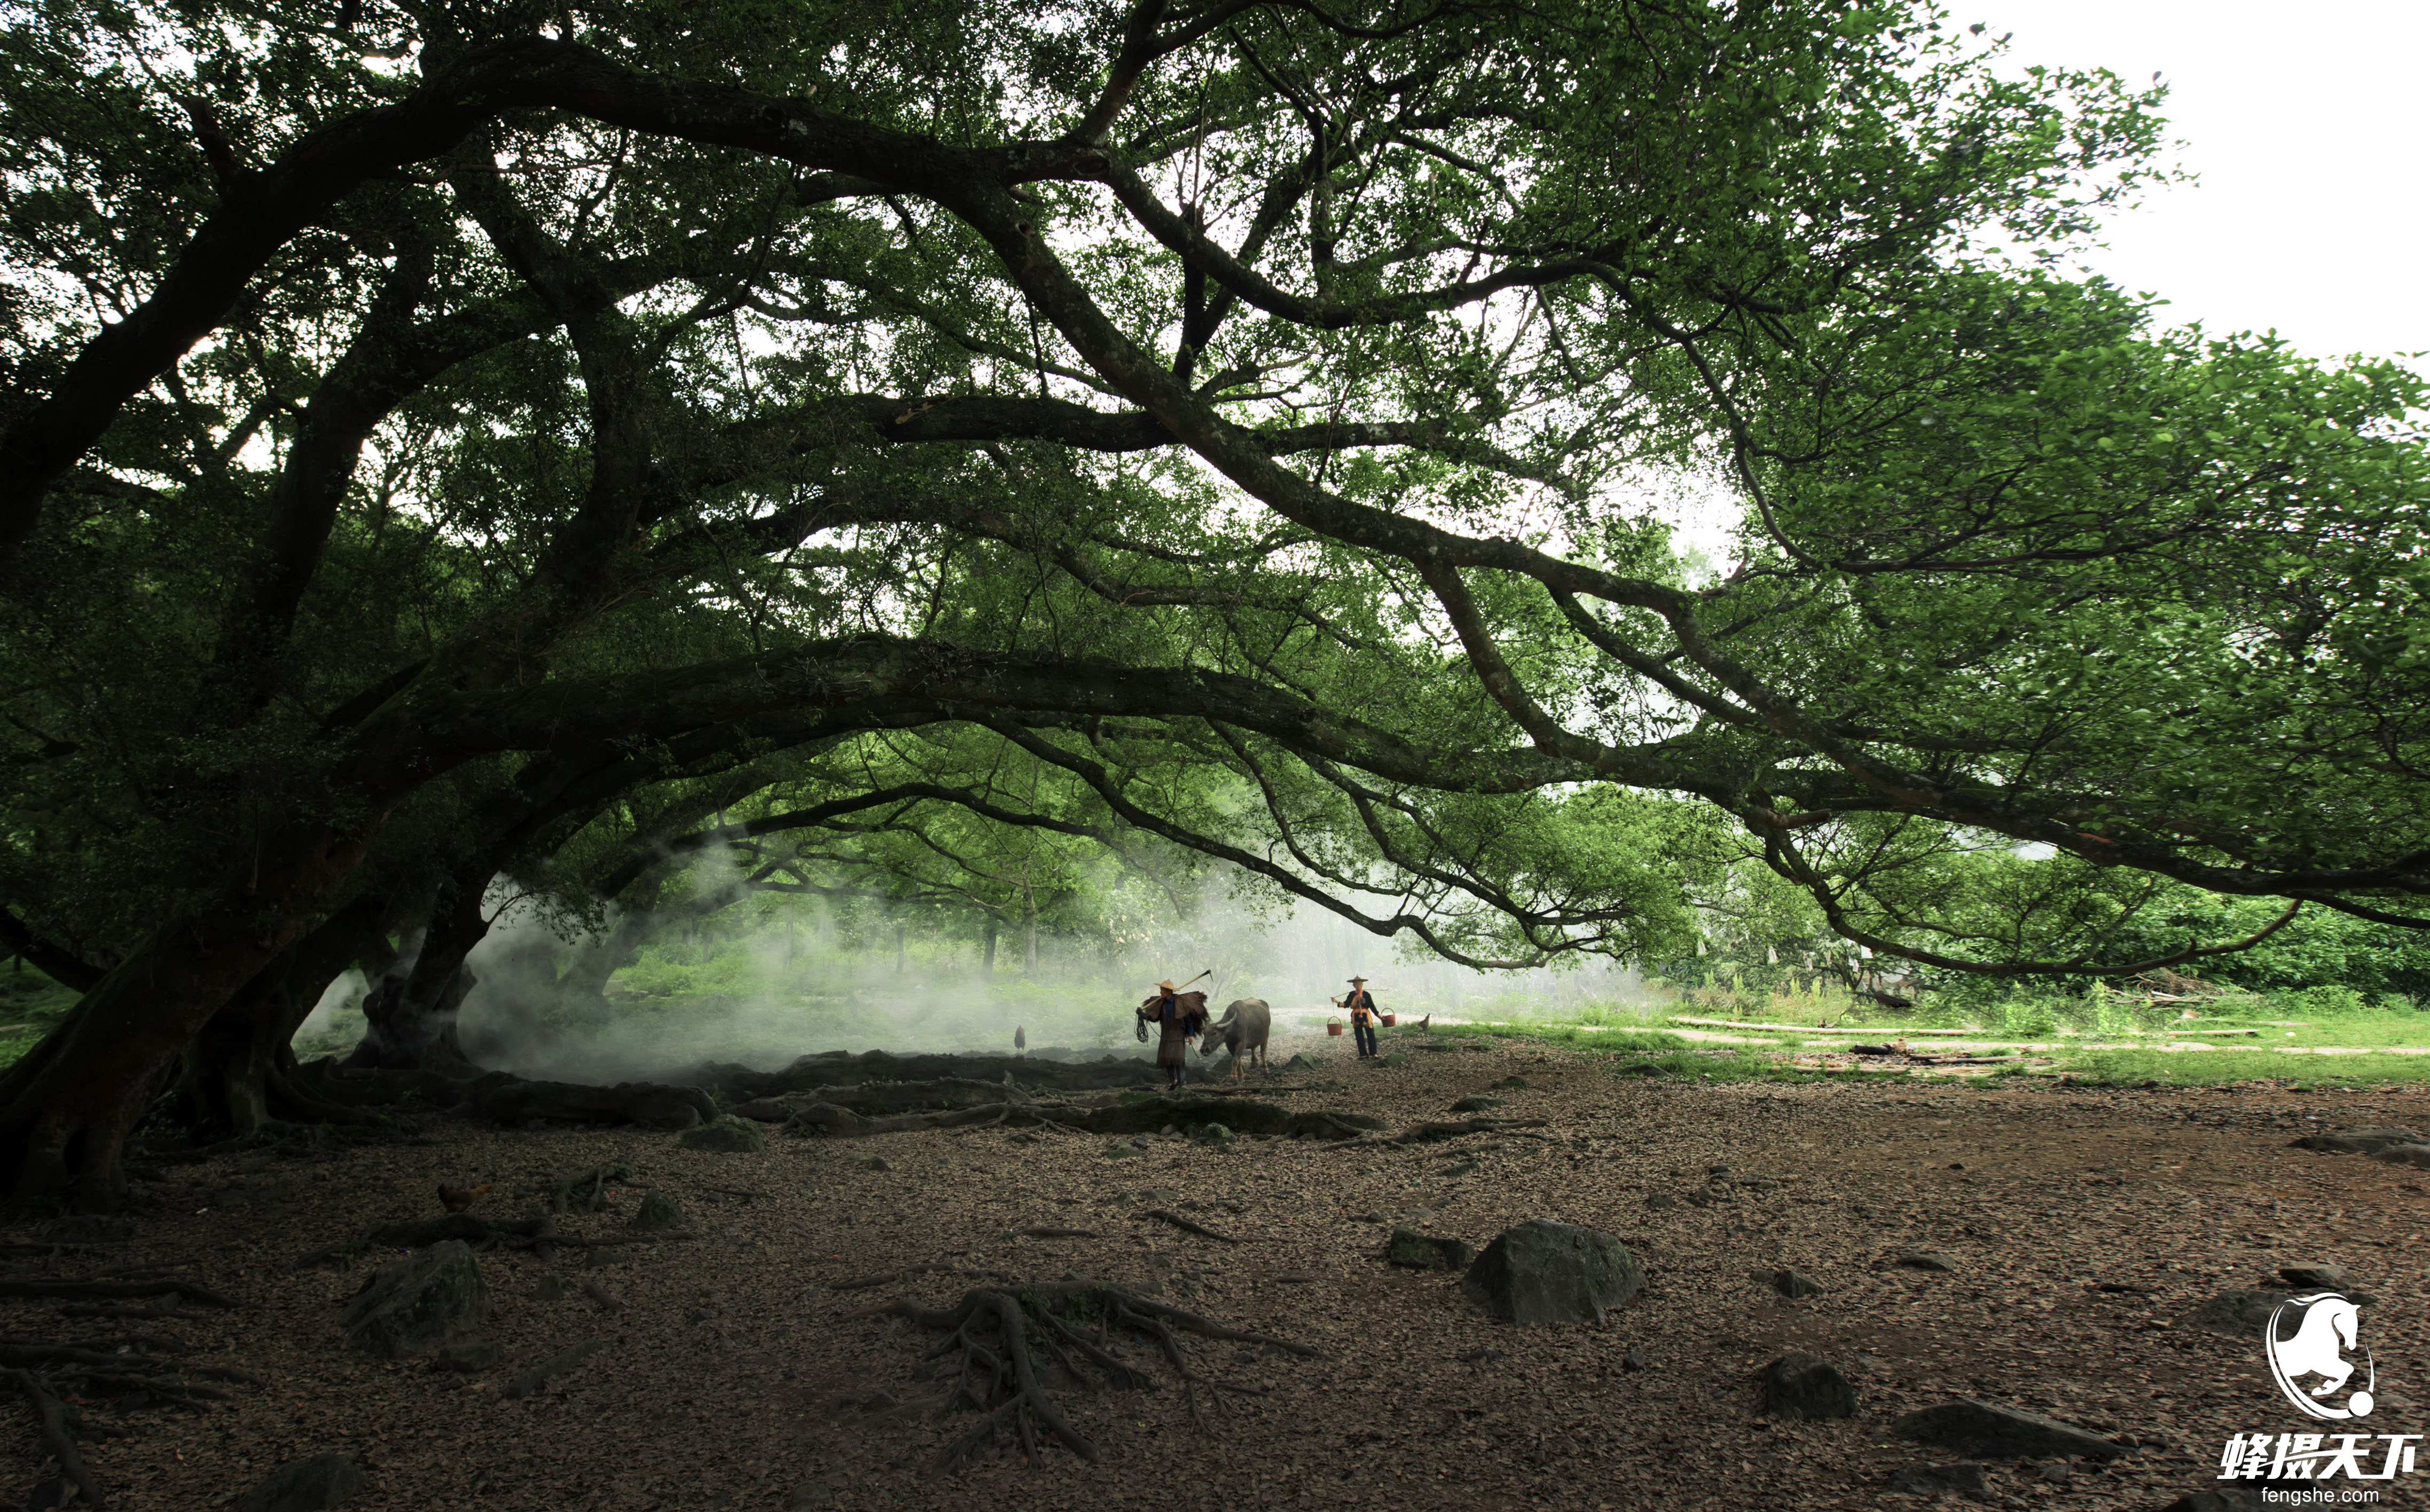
(2, 1029, 2424, 1512)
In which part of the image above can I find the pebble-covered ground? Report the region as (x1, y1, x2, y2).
(4, 1032, 2427, 1512)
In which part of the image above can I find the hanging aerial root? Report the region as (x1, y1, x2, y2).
(848, 1280, 1316, 1475)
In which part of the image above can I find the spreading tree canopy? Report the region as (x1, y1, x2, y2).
(2, 0, 2425, 1206)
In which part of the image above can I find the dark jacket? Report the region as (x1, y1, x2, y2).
(1343, 989, 1379, 1024)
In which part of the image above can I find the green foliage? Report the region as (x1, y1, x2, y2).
(1, 0, 2423, 1086)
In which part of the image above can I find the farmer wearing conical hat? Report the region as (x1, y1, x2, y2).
(1334, 975, 1382, 1060)
(1138, 978, 1209, 1090)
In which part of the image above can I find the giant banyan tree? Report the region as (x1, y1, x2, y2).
(0, 0, 2424, 1207)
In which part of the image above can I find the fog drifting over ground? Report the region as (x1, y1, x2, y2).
(296, 880, 1661, 1085)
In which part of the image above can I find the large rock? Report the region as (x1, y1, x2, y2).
(339, 1240, 489, 1357)
(679, 1115, 766, 1152)
(1759, 1352, 1856, 1420)
(2288, 1127, 2423, 1154)
(1460, 1220, 1644, 1326)
(233, 1454, 363, 1512)
(2185, 1287, 2370, 1335)
(1893, 1398, 2120, 1460)
(2278, 1262, 2348, 1289)
(631, 1190, 687, 1231)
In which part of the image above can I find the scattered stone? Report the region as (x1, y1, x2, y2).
(1645, 1192, 1679, 1210)
(1451, 1094, 1508, 1113)
(232, 1453, 365, 1512)
(1758, 1352, 1856, 1420)
(1621, 1348, 1649, 1372)
(1885, 1462, 1989, 1497)
(504, 1335, 605, 1399)
(1893, 1398, 2121, 1460)
(1386, 1229, 1475, 1271)
(1899, 1251, 1959, 1273)
(428, 1340, 501, 1373)
(678, 1115, 766, 1153)
(1193, 1122, 1233, 1146)
(2278, 1263, 2349, 1290)
(1773, 1269, 1825, 1299)
(1683, 1185, 1728, 1207)
(631, 1190, 686, 1232)
(340, 1240, 490, 1358)
(1104, 1142, 1142, 1159)
(855, 1155, 890, 1171)
(1460, 1219, 1644, 1326)
(1458, 1347, 1507, 1363)
(2038, 1462, 2072, 1483)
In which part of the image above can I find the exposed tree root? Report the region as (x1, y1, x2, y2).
(1143, 1208, 1238, 1244)
(831, 1262, 1013, 1292)
(851, 1281, 1314, 1475)
(520, 1161, 637, 1214)
(0, 1278, 237, 1308)
(296, 1211, 559, 1267)
(7, 1367, 107, 1509)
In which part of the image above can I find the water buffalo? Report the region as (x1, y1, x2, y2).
(1197, 998, 1272, 1081)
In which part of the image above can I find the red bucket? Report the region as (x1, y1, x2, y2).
(1380, 1014, 1397, 1027)
(1327, 1022, 1344, 1036)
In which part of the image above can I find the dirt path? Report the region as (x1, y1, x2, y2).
(5, 1034, 2426, 1511)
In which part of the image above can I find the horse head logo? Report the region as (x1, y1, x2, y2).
(2267, 1292, 2376, 1420)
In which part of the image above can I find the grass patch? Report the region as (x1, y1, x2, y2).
(2055, 1048, 2430, 1090)
(1432, 1020, 1688, 1053)
(0, 968, 80, 1072)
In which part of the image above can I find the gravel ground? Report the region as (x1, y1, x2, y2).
(5, 1031, 2427, 1512)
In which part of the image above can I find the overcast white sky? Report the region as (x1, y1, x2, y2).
(1986, 1, 2428, 366)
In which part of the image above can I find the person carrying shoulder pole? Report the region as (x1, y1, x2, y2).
(1141, 977, 1209, 1090)
(1334, 975, 1381, 1060)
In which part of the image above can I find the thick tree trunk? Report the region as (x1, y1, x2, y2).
(173, 894, 401, 1139)
(0, 818, 372, 1210)
(552, 908, 656, 1023)
(343, 878, 489, 1074)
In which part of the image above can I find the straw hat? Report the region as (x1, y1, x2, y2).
(1157, 979, 1178, 990)
(1347, 975, 1368, 985)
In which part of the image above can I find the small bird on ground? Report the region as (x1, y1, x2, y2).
(437, 1183, 492, 1213)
